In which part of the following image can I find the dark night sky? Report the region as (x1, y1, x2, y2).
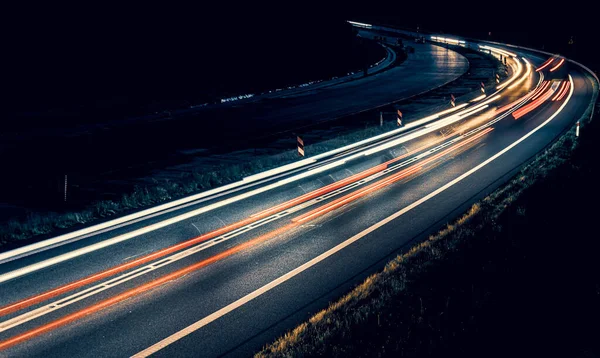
(0, 2, 596, 211)
(3, 3, 596, 121)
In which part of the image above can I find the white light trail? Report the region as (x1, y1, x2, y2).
(363, 96, 500, 157)
(470, 94, 486, 102)
(134, 75, 576, 358)
(347, 21, 372, 28)
(497, 57, 523, 90)
(508, 58, 532, 89)
(479, 45, 517, 58)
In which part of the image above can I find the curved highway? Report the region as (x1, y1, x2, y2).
(0, 38, 468, 220)
(188, 41, 469, 146)
(0, 40, 468, 148)
(0, 26, 596, 357)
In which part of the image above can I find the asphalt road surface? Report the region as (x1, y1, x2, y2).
(0, 34, 596, 357)
(0, 39, 468, 220)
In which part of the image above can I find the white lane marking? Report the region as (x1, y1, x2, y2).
(0, 126, 496, 332)
(0, 92, 465, 265)
(0, 118, 448, 284)
(362, 97, 500, 157)
(0, 162, 346, 284)
(0, 159, 315, 265)
(0, 75, 513, 271)
(0, 55, 531, 281)
(134, 76, 575, 357)
(0, 212, 281, 333)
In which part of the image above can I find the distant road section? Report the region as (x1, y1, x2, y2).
(0, 41, 468, 147)
(191, 42, 469, 144)
(0, 41, 468, 220)
(5, 26, 598, 358)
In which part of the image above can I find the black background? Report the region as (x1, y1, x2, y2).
(0, 2, 596, 213)
(4, 2, 596, 122)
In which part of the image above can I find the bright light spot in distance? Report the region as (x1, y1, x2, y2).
(347, 21, 372, 28)
(431, 36, 464, 44)
(479, 45, 517, 57)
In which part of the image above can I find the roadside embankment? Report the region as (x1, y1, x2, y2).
(0, 43, 473, 253)
(256, 73, 599, 357)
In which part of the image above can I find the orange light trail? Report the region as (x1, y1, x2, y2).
(0, 126, 496, 351)
(293, 166, 423, 223)
(0, 221, 300, 352)
(0, 211, 271, 317)
(255, 130, 464, 219)
(530, 81, 552, 101)
(549, 58, 565, 72)
(251, 164, 387, 218)
(536, 57, 555, 72)
(294, 127, 494, 223)
(0, 129, 461, 318)
(556, 82, 570, 101)
(513, 87, 556, 119)
(552, 81, 568, 101)
(381, 133, 458, 166)
(496, 81, 547, 114)
(3, 168, 378, 317)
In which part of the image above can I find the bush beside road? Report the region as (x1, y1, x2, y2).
(256, 75, 599, 357)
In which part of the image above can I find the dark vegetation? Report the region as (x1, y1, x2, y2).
(0, 121, 399, 249)
(0, 11, 386, 223)
(0, 42, 489, 254)
(358, 13, 599, 76)
(5, 11, 383, 131)
(257, 77, 599, 357)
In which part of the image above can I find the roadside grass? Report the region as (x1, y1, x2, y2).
(0, 39, 408, 252)
(255, 75, 598, 357)
(0, 119, 404, 249)
(0, 43, 467, 251)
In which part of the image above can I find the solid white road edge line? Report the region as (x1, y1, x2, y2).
(0, 127, 498, 333)
(0, 84, 489, 266)
(0, 82, 509, 282)
(133, 75, 574, 357)
(0, 161, 347, 284)
(0, 158, 314, 265)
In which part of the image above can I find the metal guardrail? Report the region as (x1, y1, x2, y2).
(350, 22, 600, 123)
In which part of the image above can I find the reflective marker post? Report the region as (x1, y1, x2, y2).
(576, 121, 580, 137)
(297, 136, 305, 156)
